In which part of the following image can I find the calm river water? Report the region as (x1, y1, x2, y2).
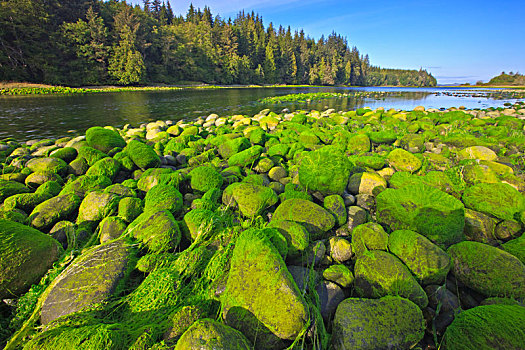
(0, 86, 520, 141)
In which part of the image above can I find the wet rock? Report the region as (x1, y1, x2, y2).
(175, 318, 252, 350)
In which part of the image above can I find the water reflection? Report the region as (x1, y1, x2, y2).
(0, 87, 520, 141)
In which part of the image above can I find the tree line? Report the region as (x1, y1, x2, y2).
(0, 0, 437, 87)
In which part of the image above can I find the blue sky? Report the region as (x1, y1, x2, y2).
(129, 0, 525, 85)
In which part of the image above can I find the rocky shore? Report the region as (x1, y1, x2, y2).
(1, 103, 525, 349)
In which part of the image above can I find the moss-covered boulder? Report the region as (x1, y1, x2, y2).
(464, 209, 498, 244)
(3, 191, 52, 213)
(347, 134, 371, 154)
(221, 229, 308, 349)
(59, 175, 112, 197)
(40, 239, 134, 324)
(125, 140, 161, 170)
(388, 229, 451, 285)
(298, 146, 352, 195)
(351, 221, 388, 255)
(183, 209, 221, 240)
(218, 137, 251, 159)
(323, 264, 354, 288)
(99, 216, 128, 243)
(189, 166, 223, 192)
(447, 241, 525, 298)
(267, 220, 309, 259)
(227, 145, 263, 168)
(354, 250, 428, 308)
(387, 148, 422, 173)
(272, 198, 335, 239)
(118, 197, 144, 223)
(50, 146, 78, 162)
(501, 234, 525, 264)
(77, 146, 107, 166)
(175, 318, 252, 350)
(127, 210, 181, 253)
(458, 145, 498, 161)
(323, 194, 347, 227)
(77, 191, 120, 224)
(25, 171, 63, 188)
(136, 168, 175, 192)
(462, 182, 525, 221)
(85, 157, 121, 181)
(144, 184, 183, 215)
(441, 305, 525, 350)
(0, 220, 62, 299)
(25, 157, 69, 177)
(0, 179, 30, 201)
(85, 126, 126, 153)
(29, 194, 82, 230)
(376, 183, 465, 248)
(332, 296, 425, 350)
(223, 182, 278, 217)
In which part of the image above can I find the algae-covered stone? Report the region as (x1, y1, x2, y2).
(40, 239, 134, 324)
(441, 305, 525, 350)
(272, 198, 335, 239)
(99, 216, 128, 243)
(354, 250, 428, 308)
(183, 209, 221, 240)
(77, 146, 107, 166)
(227, 145, 263, 168)
(501, 235, 525, 264)
(223, 182, 278, 217)
(388, 229, 451, 285)
(462, 182, 525, 221)
(347, 134, 371, 154)
(25, 157, 69, 177)
(369, 130, 397, 144)
(0, 179, 30, 201)
(323, 194, 347, 227)
(298, 146, 352, 195)
(29, 194, 82, 230)
(136, 168, 175, 192)
(3, 191, 51, 213)
(0, 220, 62, 299)
(218, 137, 250, 159)
(355, 155, 386, 170)
(50, 146, 78, 162)
(332, 296, 425, 350)
(347, 172, 387, 195)
(447, 241, 525, 298)
(127, 210, 181, 253)
(221, 229, 308, 348)
(25, 171, 63, 188)
(118, 197, 144, 223)
(351, 222, 389, 257)
(77, 191, 120, 224)
(126, 140, 161, 170)
(376, 183, 465, 248)
(59, 174, 112, 197)
(175, 318, 251, 350)
(464, 209, 498, 244)
(387, 148, 422, 173)
(268, 220, 309, 259)
(85, 126, 126, 153)
(104, 183, 136, 198)
(323, 264, 354, 288)
(329, 236, 353, 262)
(458, 145, 498, 161)
(85, 157, 121, 180)
(189, 166, 223, 192)
(144, 184, 183, 215)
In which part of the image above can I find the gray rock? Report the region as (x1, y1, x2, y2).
(316, 281, 347, 322)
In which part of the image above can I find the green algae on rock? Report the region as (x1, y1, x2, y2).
(189, 166, 223, 192)
(40, 239, 135, 324)
(0, 220, 62, 299)
(0, 180, 30, 202)
(221, 229, 308, 349)
(272, 198, 335, 239)
(85, 126, 126, 153)
(127, 210, 181, 253)
(59, 175, 112, 198)
(354, 250, 428, 308)
(175, 318, 252, 350)
(223, 182, 278, 217)
(29, 194, 82, 230)
(267, 220, 309, 259)
(76, 191, 120, 224)
(144, 183, 183, 215)
(387, 148, 422, 173)
(388, 229, 451, 285)
(298, 145, 352, 196)
(351, 222, 389, 257)
(332, 296, 425, 350)
(462, 182, 525, 221)
(447, 241, 525, 299)
(125, 140, 161, 170)
(376, 182, 465, 248)
(441, 304, 525, 350)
